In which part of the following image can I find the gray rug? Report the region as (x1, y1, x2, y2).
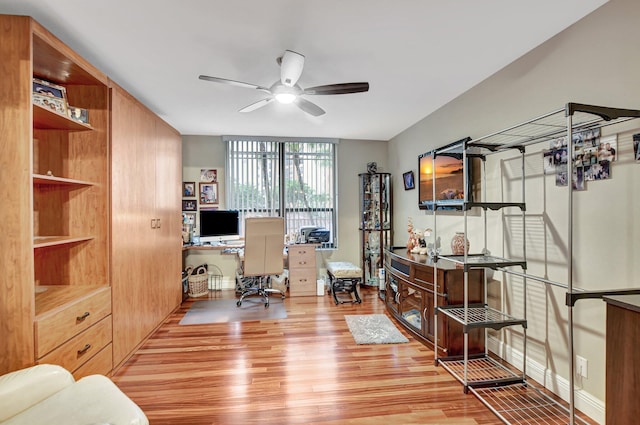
(180, 298, 287, 325)
(344, 314, 409, 344)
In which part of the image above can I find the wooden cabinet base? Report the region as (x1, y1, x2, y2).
(385, 248, 485, 357)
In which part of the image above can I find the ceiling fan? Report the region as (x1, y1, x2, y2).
(199, 50, 369, 117)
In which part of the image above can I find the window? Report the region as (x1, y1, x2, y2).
(225, 137, 338, 249)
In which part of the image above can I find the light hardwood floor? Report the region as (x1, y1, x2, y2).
(110, 288, 575, 424)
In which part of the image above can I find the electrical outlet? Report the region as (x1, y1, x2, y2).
(576, 355, 588, 378)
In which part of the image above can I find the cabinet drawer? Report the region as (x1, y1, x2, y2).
(288, 245, 316, 265)
(289, 268, 316, 296)
(72, 343, 113, 379)
(36, 288, 112, 357)
(38, 315, 112, 373)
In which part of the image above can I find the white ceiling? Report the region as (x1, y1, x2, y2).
(1, 0, 607, 140)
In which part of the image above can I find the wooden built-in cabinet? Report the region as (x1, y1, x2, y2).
(0, 14, 182, 377)
(110, 83, 182, 368)
(384, 248, 485, 357)
(288, 244, 317, 297)
(0, 14, 111, 376)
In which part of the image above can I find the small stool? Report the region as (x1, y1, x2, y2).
(326, 261, 362, 305)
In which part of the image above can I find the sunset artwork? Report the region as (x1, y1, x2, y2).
(419, 154, 465, 204)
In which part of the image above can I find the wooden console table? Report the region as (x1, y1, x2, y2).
(384, 247, 485, 357)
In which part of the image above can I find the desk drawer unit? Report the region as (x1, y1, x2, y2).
(288, 244, 317, 297)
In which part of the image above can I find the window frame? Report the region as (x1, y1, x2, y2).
(224, 136, 339, 249)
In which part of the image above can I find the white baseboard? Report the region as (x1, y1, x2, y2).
(487, 336, 604, 424)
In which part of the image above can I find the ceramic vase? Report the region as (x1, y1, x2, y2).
(451, 232, 469, 255)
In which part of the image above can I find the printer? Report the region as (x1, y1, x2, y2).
(300, 226, 330, 243)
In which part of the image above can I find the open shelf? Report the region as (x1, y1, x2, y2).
(438, 304, 527, 331)
(438, 356, 523, 388)
(470, 383, 591, 425)
(466, 103, 640, 152)
(33, 235, 94, 249)
(464, 201, 526, 211)
(33, 103, 93, 131)
(33, 174, 96, 186)
(438, 254, 527, 271)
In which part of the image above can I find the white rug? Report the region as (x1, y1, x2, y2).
(344, 314, 409, 344)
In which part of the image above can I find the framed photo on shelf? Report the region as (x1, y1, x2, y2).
(68, 106, 89, 124)
(183, 181, 196, 198)
(199, 182, 218, 205)
(182, 199, 197, 211)
(403, 171, 415, 190)
(32, 78, 68, 116)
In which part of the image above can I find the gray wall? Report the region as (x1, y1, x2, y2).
(387, 0, 640, 422)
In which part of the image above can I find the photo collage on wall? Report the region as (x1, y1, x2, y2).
(542, 128, 617, 190)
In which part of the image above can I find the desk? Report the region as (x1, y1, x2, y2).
(182, 245, 242, 293)
(182, 243, 319, 297)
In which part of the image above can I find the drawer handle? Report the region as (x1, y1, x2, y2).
(77, 344, 92, 355)
(298, 261, 307, 265)
(77, 312, 90, 321)
(300, 279, 307, 282)
(298, 250, 306, 254)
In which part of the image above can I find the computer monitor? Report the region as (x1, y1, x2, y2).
(199, 210, 240, 243)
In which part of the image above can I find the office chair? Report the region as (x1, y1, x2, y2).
(237, 217, 286, 308)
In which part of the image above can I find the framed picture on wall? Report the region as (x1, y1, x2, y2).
(182, 200, 197, 211)
(200, 169, 217, 182)
(199, 182, 218, 205)
(403, 170, 415, 190)
(183, 181, 196, 198)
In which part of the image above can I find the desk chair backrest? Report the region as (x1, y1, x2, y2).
(243, 217, 285, 277)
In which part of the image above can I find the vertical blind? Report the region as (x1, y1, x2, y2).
(225, 137, 338, 248)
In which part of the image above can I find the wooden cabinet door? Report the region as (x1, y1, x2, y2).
(153, 116, 182, 317)
(110, 86, 158, 366)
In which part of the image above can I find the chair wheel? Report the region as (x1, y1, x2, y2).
(265, 302, 269, 308)
(237, 300, 242, 307)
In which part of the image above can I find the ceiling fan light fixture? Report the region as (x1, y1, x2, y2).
(275, 93, 297, 104)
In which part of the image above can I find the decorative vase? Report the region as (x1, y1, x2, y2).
(451, 232, 469, 255)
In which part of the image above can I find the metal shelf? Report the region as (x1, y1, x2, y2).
(466, 102, 640, 153)
(464, 201, 526, 211)
(437, 254, 527, 271)
(437, 304, 527, 331)
(470, 383, 591, 425)
(438, 356, 523, 388)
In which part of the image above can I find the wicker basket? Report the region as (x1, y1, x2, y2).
(188, 266, 209, 297)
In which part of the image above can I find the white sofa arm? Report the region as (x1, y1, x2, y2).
(0, 364, 74, 422)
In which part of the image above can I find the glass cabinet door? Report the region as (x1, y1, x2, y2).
(359, 172, 392, 287)
(386, 274, 400, 315)
(400, 282, 424, 334)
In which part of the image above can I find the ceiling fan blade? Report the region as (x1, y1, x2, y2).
(239, 97, 274, 113)
(303, 82, 369, 95)
(294, 97, 325, 116)
(199, 75, 270, 92)
(280, 50, 305, 87)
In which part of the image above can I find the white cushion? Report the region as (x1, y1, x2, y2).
(326, 261, 362, 279)
(0, 364, 74, 422)
(2, 374, 148, 425)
